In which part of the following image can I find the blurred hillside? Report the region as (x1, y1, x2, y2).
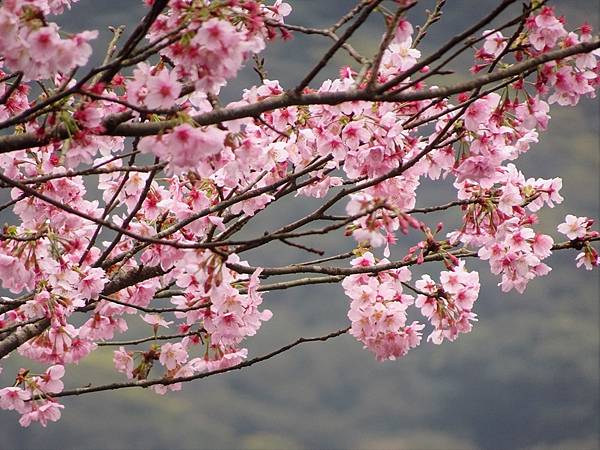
(0, 1, 598, 449)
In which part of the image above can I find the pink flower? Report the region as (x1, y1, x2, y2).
(38, 365, 66, 393)
(78, 267, 106, 300)
(19, 401, 64, 427)
(140, 124, 226, 174)
(482, 30, 507, 57)
(463, 93, 501, 131)
(195, 18, 240, 52)
(265, 0, 292, 21)
(557, 214, 588, 240)
(576, 250, 599, 271)
(498, 183, 523, 215)
(27, 25, 60, 62)
(69, 30, 99, 66)
(159, 342, 188, 370)
(142, 314, 173, 329)
(113, 347, 134, 378)
(528, 7, 566, 51)
(386, 40, 421, 71)
(73, 103, 104, 129)
(0, 387, 30, 412)
(515, 97, 550, 130)
(145, 69, 182, 109)
(531, 234, 554, 258)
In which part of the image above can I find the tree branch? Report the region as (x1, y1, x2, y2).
(44, 327, 350, 399)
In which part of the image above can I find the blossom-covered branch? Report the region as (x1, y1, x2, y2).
(0, 0, 598, 428)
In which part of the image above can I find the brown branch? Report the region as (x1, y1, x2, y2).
(367, 1, 418, 89)
(225, 237, 600, 277)
(279, 238, 325, 256)
(412, 0, 446, 48)
(294, 0, 385, 93)
(2, 38, 596, 154)
(0, 71, 23, 105)
(0, 317, 45, 335)
(4, 162, 163, 187)
(47, 327, 350, 399)
(266, 21, 366, 64)
(78, 150, 140, 265)
(94, 157, 161, 267)
(97, 0, 170, 85)
(331, 1, 371, 32)
(97, 330, 204, 347)
(376, 0, 518, 93)
(98, 294, 210, 314)
(0, 318, 51, 360)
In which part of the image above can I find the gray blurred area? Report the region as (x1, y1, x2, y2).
(0, 1, 598, 449)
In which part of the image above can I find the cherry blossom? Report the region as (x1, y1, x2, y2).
(158, 342, 189, 371)
(557, 214, 589, 240)
(0, 387, 30, 412)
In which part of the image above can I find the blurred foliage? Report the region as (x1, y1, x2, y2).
(0, 1, 598, 449)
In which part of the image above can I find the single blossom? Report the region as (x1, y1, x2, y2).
(557, 214, 588, 240)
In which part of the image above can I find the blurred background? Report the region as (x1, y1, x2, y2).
(0, 1, 598, 449)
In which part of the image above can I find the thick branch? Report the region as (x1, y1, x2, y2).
(0, 265, 169, 358)
(1, 39, 596, 153)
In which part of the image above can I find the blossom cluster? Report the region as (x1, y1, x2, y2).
(558, 215, 600, 270)
(109, 253, 272, 395)
(139, 123, 228, 175)
(342, 252, 423, 361)
(0, 365, 65, 427)
(0, 0, 96, 80)
(148, 1, 290, 94)
(415, 261, 480, 345)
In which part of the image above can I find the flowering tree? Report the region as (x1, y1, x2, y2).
(0, 0, 598, 427)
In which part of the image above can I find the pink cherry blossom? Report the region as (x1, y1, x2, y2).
(37, 365, 65, 393)
(464, 93, 501, 131)
(144, 68, 182, 109)
(19, 401, 64, 427)
(576, 249, 599, 270)
(78, 267, 107, 300)
(142, 314, 173, 330)
(0, 387, 30, 412)
(557, 214, 588, 240)
(113, 347, 134, 379)
(159, 342, 189, 371)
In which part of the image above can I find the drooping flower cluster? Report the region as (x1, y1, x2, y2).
(0, 365, 65, 427)
(415, 262, 480, 345)
(557, 215, 600, 270)
(0, 176, 110, 367)
(342, 252, 423, 361)
(172, 254, 273, 353)
(477, 217, 554, 294)
(105, 252, 272, 394)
